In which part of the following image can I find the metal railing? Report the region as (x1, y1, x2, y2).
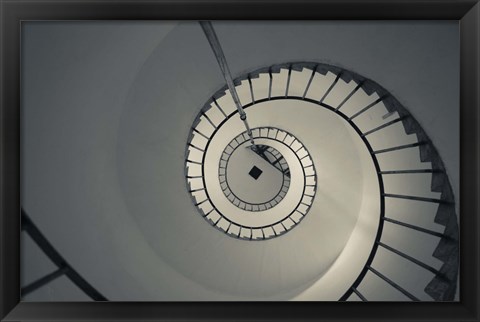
(186, 125, 317, 240)
(185, 61, 459, 301)
(21, 209, 107, 301)
(21, 60, 458, 301)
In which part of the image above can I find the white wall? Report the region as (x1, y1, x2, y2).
(21, 21, 459, 300)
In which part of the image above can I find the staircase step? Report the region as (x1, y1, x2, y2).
(376, 147, 432, 171)
(270, 68, 290, 98)
(203, 103, 225, 127)
(187, 61, 459, 301)
(288, 68, 312, 97)
(381, 220, 444, 269)
(385, 198, 445, 236)
(365, 122, 418, 151)
(371, 246, 436, 301)
(234, 79, 253, 106)
(322, 75, 358, 108)
(357, 269, 413, 301)
(304, 71, 337, 102)
(345, 95, 383, 122)
(214, 93, 237, 116)
(353, 101, 399, 134)
(251, 72, 270, 101)
(186, 147, 203, 163)
(382, 173, 442, 200)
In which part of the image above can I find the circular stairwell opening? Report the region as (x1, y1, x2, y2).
(180, 61, 458, 300)
(189, 123, 317, 240)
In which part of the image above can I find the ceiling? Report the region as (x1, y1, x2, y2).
(20, 20, 459, 301)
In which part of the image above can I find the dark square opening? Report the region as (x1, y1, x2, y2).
(249, 166, 263, 180)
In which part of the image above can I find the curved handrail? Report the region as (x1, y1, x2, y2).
(187, 61, 459, 301)
(21, 209, 107, 301)
(186, 125, 317, 240)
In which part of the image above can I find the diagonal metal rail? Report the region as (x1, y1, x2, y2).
(200, 21, 257, 148)
(185, 61, 458, 300)
(21, 209, 107, 301)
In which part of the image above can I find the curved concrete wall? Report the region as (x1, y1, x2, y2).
(21, 21, 459, 300)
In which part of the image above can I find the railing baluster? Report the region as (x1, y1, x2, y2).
(21, 266, 69, 296)
(351, 287, 368, 301)
(362, 117, 406, 137)
(195, 198, 209, 206)
(384, 193, 447, 204)
(319, 71, 342, 103)
(377, 241, 444, 276)
(248, 75, 255, 103)
(21, 210, 107, 301)
(188, 143, 205, 153)
(189, 187, 206, 193)
(349, 95, 388, 120)
(271, 156, 284, 166)
(268, 68, 273, 100)
(379, 169, 440, 174)
(202, 209, 214, 218)
(383, 217, 445, 238)
(368, 266, 420, 301)
(285, 65, 292, 97)
(201, 111, 217, 129)
(192, 128, 210, 140)
(302, 66, 317, 99)
(336, 80, 364, 111)
(373, 141, 426, 154)
(212, 98, 227, 118)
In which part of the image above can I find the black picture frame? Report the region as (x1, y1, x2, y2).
(1, 0, 479, 321)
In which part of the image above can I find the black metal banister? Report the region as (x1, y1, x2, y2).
(285, 64, 292, 97)
(201, 111, 217, 129)
(377, 241, 443, 276)
(302, 65, 317, 99)
(186, 160, 202, 165)
(336, 80, 364, 111)
(367, 266, 420, 301)
(348, 95, 388, 120)
(351, 287, 368, 301)
(319, 71, 342, 103)
(21, 266, 69, 296)
(21, 210, 107, 301)
(383, 217, 445, 238)
(362, 116, 406, 137)
(213, 98, 228, 118)
(248, 75, 255, 103)
(185, 61, 457, 301)
(268, 68, 273, 100)
(383, 193, 447, 204)
(192, 127, 210, 140)
(380, 169, 440, 174)
(189, 187, 206, 193)
(373, 141, 426, 154)
(187, 175, 203, 179)
(188, 143, 205, 152)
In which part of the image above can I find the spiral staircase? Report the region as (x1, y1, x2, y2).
(184, 62, 458, 301)
(20, 21, 459, 302)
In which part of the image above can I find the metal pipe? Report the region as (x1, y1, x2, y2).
(200, 21, 256, 147)
(21, 266, 69, 296)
